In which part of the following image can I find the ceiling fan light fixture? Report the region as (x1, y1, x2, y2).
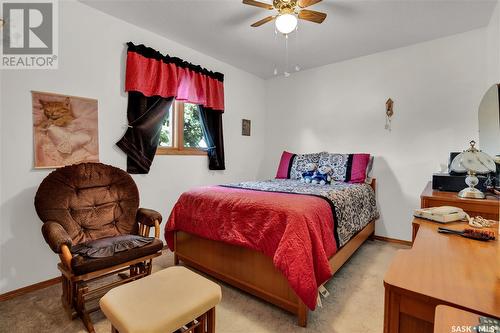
(275, 13, 297, 34)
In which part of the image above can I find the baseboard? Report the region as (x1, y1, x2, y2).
(0, 238, 407, 302)
(372, 235, 412, 247)
(0, 276, 61, 302)
(1, 246, 169, 302)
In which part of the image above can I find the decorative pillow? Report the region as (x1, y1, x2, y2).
(364, 156, 374, 183)
(71, 234, 155, 258)
(350, 154, 371, 183)
(289, 152, 324, 180)
(275, 151, 296, 179)
(318, 153, 371, 183)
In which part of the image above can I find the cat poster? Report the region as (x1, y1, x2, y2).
(32, 91, 99, 168)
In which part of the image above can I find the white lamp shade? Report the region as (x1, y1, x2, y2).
(275, 14, 298, 34)
(451, 150, 497, 174)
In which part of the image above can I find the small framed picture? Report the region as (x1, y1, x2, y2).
(242, 119, 251, 136)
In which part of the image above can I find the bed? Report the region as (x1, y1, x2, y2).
(164, 175, 379, 327)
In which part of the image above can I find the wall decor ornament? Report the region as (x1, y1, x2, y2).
(385, 98, 394, 131)
(32, 91, 99, 168)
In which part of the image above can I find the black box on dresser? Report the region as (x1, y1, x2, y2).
(432, 173, 489, 192)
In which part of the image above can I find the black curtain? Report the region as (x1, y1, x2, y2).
(116, 91, 174, 174)
(199, 106, 225, 170)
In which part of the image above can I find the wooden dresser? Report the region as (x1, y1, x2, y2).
(421, 182, 499, 220)
(433, 306, 482, 333)
(383, 216, 499, 332)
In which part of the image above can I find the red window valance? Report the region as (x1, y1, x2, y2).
(125, 42, 225, 112)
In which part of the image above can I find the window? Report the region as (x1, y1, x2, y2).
(157, 101, 207, 155)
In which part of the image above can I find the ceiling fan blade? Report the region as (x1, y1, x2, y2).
(251, 15, 276, 27)
(242, 0, 273, 10)
(298, 0, 322, 8)
(298, 9, 327, 23)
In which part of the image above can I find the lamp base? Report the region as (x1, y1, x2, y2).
(458, 187, 486, 199)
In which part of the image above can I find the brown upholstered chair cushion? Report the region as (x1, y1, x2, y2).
(35, 163, 140, 246)
(35, 162, 164, 276)
(71, 235, 155, 259)
(71, 238, 163, 275)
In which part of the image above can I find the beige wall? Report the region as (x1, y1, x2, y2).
(1, 0, 498, 293)
(0, 0, 267, 293)
(481, 0, 500, 156)
(486, 0, 500, 86)
(262, 29, 487, 241)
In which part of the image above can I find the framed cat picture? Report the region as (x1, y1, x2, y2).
(32, 91, 99, 168)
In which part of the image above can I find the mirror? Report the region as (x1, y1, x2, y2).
(478, 84, 500, 157)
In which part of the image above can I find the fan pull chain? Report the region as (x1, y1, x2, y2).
(284, 34, 290, 77)
(295, 25, 301, 72)
(273, 28, 278, 76)
(272, 24, 300, 77)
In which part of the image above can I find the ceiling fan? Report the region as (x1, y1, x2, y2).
(243, 0, 326, 34)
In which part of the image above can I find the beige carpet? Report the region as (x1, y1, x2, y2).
(0, 240, 405, 333)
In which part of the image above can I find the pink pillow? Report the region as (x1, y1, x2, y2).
(275, 151, 296, 179)
(349, 154, 371, 183)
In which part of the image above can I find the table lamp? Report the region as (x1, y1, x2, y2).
(450, 140, 496, 199)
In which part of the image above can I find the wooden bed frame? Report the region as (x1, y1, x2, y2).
(172, 179, 377, 327)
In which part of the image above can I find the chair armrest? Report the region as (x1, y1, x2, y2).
(59, 244, 73, 271)
(137, 208, 162, 239)
(41, 221, 72, 254)
(136, 208, 162, 226)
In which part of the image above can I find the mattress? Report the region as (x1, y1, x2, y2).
(165, 179, 379, 310)
(222, 179, 379, 247)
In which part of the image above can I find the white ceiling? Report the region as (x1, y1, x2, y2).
(81, 0, 497, 79)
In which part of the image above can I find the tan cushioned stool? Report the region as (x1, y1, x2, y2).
(100, 266, 222, 333)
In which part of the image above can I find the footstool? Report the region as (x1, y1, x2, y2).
(100, 266, 222, 333)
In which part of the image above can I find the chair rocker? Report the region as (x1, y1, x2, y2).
(34, 162, 164, 332)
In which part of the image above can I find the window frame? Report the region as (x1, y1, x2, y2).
(156, 100, 207, 156)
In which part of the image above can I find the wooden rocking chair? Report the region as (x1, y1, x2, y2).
(34, 162, 163, 332)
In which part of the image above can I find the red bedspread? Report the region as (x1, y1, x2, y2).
(165, 186, 338, 310)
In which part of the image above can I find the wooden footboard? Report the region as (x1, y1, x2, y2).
(173, 220, 375, 327)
